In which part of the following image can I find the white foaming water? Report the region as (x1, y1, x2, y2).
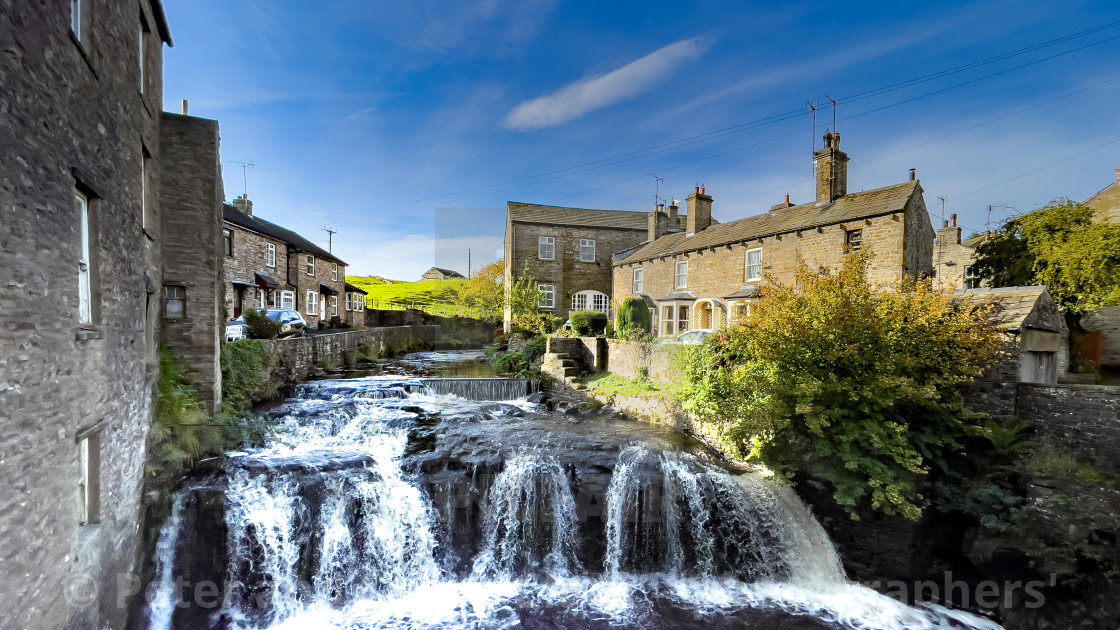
(470, 454, 580, 580)
(144, 492, 185, 630)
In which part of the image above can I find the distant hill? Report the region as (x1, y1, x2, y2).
(346, 276, 470, 317)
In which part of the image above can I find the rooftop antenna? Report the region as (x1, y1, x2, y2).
(226, 160, 254, 198)
(827, 96, 838, 134)
(936, 196, 947, 280)
(807, 101, 818, 153)
(323, 227, 337, 253)
(649, 173, 665, 208)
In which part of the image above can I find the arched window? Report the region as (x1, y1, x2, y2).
(571, 290, 609, 313)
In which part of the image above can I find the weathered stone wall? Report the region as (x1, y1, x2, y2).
(0, 2, 168, 628)
(160, 113, 224, 412)
(258, 326, 440, 387)
(612, 202, 929, 335)
(1084, 166, 1119, 224)
(601, 339, 678, 383)
(933, 224, 978, 291)
(1083, 305, 1120, 367)
(223, 215, 289, 316)
(1015, 383, 1120, 475)
(504, 218, 648, 327)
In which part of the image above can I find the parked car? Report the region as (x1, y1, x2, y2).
(660, 329, 715, 345)
(225, 309, 308, 341)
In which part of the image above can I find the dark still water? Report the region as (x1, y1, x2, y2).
(143, 351, 1003, 630)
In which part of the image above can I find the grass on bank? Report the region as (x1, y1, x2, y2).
(579, 372, 673, 399)
(347, 277, 482, 317)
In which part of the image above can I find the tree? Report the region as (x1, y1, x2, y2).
(677, 252, 1002, 520)
(973, 199, 1120, 346)
(617, 297, 652, 338)
(455, 260, 504, 317)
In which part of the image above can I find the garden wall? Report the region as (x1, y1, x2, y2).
(1015, 383, 1120, 475)
(604, 339, 677, 383)
(259, 325, 439, 387)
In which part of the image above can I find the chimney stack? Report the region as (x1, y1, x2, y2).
(938, 213, 962, 244)
(648, 206, 666, 241)
(668, 199, 679, 228)
(686, 188, 713, 236)
(233, 194, 253, 217)
(909, 168, 916, 181)
(181, 99, 189, 115)
(813, 131, 849, 205)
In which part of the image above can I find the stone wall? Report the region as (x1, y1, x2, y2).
(1015, 383, 1120, 475)
(1083, 305, 1120, 367)
(259, 326, 440, 387)
(603, 339, 678, 383)
(160, 113, 224, 412)
(932, 224, 978, 291)
(0, 2, 170, 628)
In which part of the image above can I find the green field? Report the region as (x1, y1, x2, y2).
(347, 277, 481, 317)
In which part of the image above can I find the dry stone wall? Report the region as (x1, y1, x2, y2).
(258, 326, 439, 388)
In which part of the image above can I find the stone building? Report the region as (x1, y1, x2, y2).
(222, 196, 348, 329)
(958, 286, 1069, 415)
(503, 202, 651, 329)
(421, 266, 465, 281)
(343, 282, 368, 327)
(933, 214, 986, 291)
(1080, 165, 1120, 367)
(0, 1, 175, 628)
(1084, 164, 1120, 224)
(612, 133, 935, 336)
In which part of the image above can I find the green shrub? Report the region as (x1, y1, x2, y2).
(570, 310, 608, 336)
(147, 348, 225, 481)
(523, 336, 547, 364)
(617, 297, 652, 335)
(243, 309, 281, 339)
(221, 339, 271, 412)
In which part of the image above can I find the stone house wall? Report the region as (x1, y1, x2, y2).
(613, 194, 931, 334)
(603, 339, 678, 383)
(1083, 306, 1120, 368)
(933, 224, 978, 291)
(1084, 165, 1119, 224)
(0, 2, 171, 628)
(1015, 383, 1120, 475)
(504, 219, 647, 327)
(160, 113, 224, 412)
(258, 326, 439, 387)
(223, 220, 290, 316)
(287, 248, 346, 329)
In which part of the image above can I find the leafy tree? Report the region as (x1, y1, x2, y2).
(676, 251, 1002, 520)
(973, 199, 1120, 342)
(617, 297, 652, 337)
(243, 309, 281, 339)
(455, 260, 504, 317)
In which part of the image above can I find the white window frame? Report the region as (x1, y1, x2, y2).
(138, 21, 146, 93)
(345, 293, 352, 311)
(329, 295, 338, 317)
(140, 150, 150, 231)
(77, 190, 92, 324)
(538, 236, 555, 261)
(745, 248, 762, 282)
(355, 294, 364, 311)
(280, 290, 295, 310)
(579, 239, 596, 263)
(306, 290, 318, 316)
(661, 305, 675, 337)
(78, 435, 99, 525)
(632, 268, 644, 293)
(331, 263, 338, 282)
(593, 293, 609, 313)
(223, 228, 233, 257)
(257, 290, 266, 310)
(675, 261, 688, 289)
(677, 304, 690, 334)
(730, 299, 753, 323)
(571, 293, 586, 311)
(70, 0, 85, 42)
(265, 243, 276, 268)
(306, 255, 316, 276)
(538, 284, 555, 309)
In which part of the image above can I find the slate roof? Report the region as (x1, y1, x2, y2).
(425, 267, 465, 278)
(617, 181, 920, 265)
(954, 286, 1050, 331)
(344, 282, 368, 295)
(508, 202, 649, 231)
(963, 233, 988, 248)
(223, 205, 347, 265)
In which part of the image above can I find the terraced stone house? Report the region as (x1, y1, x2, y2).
(503, 202, 653, 329)
(612, 133, 936, 337)
(222, 195, 349, 328)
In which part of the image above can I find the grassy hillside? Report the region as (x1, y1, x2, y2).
(346, 277, 474, 317)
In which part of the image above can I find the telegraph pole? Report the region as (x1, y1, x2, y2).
(323, 227, 337, 253)
(468, 248, 471, 280)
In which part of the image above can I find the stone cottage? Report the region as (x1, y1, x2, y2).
(0, 2, 221, 628)
(503, 202, 651, 329)
(958, 286, 1070, 415)
(1081, 164, 1120, 367)
(344, 281, 368, 327)
(933, 214, 987, 291)
(421, 266, 465, 281)
(222, 196, 348, 328)
(612, 133, 936, 336)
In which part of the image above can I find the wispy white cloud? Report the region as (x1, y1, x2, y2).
(347, 106, 377, 120)
(504, 35, 716, 131)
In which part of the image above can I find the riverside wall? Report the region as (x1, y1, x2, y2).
(259, 325, 439, 387)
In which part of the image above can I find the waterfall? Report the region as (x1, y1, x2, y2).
(470, 455, 580, 580)
(145, 364, 1007, 630)
(419, 377, 538, 401)
(144, 492, 185, 630)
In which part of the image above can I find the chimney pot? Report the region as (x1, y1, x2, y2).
(695, 185, 700, 194)
(785, 193, 790, 204)
(814, 132, 849, 203)
(943, 220, 949, 228)
(700, 186, 705, 195)
(181, 99, 189, 115)
(909, 168, 916, 181)
(686, 189, 713, 235)
(951, 214, 957, 228)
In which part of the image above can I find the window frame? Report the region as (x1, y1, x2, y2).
(675, 261, 688, 289)
(78, 434, 100, 525)
(306, 255, 316, 276)
(138, 17, 148, 94)
(265, 242, 276, 268)
(77, 190, 92, 324)
(538, 284, 555, 309)
(163, 285, 185, 320)
(257, 290, 267, 310)
(329, 295, 338, 317)
(222, 228, 233, 257)
(845, 229, 863, 252)
(141, 148, 152, 232)
(632, 267, 644, 293)
(279, 290, 295, 310)
(538, 236, 555, 261)
(70, 0, 91, 46)
(677, 304, 690, 334)
(331, 263, 338, 282)
(661, 305, 675, 337)
(306, 290, 318, 316)
(745, 248, 763, 282)
(579, 238, 596, 263)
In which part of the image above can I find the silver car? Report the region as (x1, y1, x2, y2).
(663, 329, 715, 345)
(225, 309, 308, 341)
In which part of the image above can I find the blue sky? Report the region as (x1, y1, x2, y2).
(163, 0, 1120, 280)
